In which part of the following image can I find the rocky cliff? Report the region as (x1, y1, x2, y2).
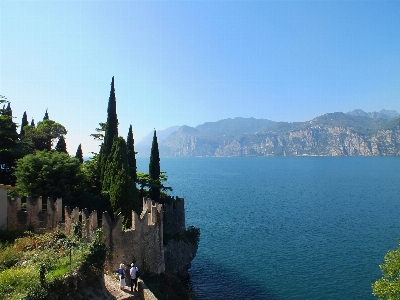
(158, 112, 400, 157)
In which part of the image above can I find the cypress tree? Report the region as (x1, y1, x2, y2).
(20, 111, 28, 135)
(0, 98, 19, 185)
(99, 76, 118, 182)
(55, 135, 68, 153)
(43, 109, 49, 120)
(30, 119, 35, 127)
(127, 125, 137, 184)
(75, 144, 84, 164)
(103, 137, 136, 227)
(149, 129, 160, 202)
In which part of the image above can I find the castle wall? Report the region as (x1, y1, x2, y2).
(163, 197, 186, 235)
(5, 192, 189, 277)
(102, 198, 165, 274)
(0, 187, 7, 230)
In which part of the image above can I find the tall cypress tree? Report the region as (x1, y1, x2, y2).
(103, 137, 136, 227)
(20, 111, 28, 135)
(43, 109, 49, 120)
(99, 76, 118, 182)
(149, 129, 160, 202)
(75, 144, 84, 164)
(127, 125, 137, 184)
(126, 124, 139, 213)
(55, 136, 68, 153)
(0, 98, 19, 185)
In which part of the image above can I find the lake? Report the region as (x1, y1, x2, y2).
(137, 157, 400, 299)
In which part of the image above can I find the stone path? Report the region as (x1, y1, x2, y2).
(104, 274, 141, 300)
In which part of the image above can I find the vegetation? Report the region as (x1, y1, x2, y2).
(1, 77, 200, 298)
(14, 150, 85, 207)
(0, 228, 107, 300)
(372, 241, 400, 299)
(149, 130, 161, 202)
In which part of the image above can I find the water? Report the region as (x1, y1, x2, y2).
(137, 157, 400, 299)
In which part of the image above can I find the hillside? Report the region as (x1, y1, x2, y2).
(136, 110, 400, 157)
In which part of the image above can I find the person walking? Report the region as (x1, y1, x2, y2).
(123, 264, 131, 290)
(130, 263, 139, 292)
(118, 263, 126, 290)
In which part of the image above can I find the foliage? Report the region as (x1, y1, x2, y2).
(0, 96, 19, 185)
(372, 241, 400, 299)
(149, 130, 161, 201)
(103, 137, 137, 226)
(20, 111, 28, 136)
(127, 124, 137, 184)
(14, 150, 85, 206)
(164, 226, 200, 247)
(55, 135, 68, 154)
(22, 119, 67, 153)
(137, 171, 172, 203)
(99, 76, 118, 182)
(0, 229, 107, 300)
(75, 143, 83, 164)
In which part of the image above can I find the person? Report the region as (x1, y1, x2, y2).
(130, 263, 139, 292)
(123, 264, 131, 290)
(118, 263, 126, 290)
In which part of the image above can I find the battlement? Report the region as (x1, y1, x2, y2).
(163, 197, 186, 235)
(0, 185, 187, 275)
(6, 196, 62, 232)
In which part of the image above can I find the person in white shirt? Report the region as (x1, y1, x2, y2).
(129, 263, 139, 292)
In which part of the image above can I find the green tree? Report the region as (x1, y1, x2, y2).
(75, 143, 84, 164)
(103, 137, 137, 227)
(127, 124, 137, 184)
(99, 76, 118, 182)
(149, 129, 160, 202)
(0, 96, 19, 185)
(43, 109, 49, 120)
(372, 241, 400, 299)
(55, 135, 68, 153)
(20, 111, 28, 136)
(14, 150, 85, 207)
(22, 119, 67, 152)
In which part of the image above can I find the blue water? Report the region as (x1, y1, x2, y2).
(137, 157, 400, 299)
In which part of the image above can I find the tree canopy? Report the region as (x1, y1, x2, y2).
(149, 129, 160, 202)
(0, 96, 19, 185)
(373, 242, 400, 299)
(14, 150, 85, 206)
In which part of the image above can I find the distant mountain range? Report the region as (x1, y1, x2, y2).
(135, 109, 400, 157)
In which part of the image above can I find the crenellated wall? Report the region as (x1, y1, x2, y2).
(163, 197, 186, 235)
(6, 196, 62, 232)
(64, 198, 168, 274)
(1, 186, 191, 276)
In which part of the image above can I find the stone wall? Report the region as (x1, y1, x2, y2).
(6, 196, 62, 232)
(64, 198, 166, 275)
(3, 190, 194, 278)
(163, 197, 186, 235)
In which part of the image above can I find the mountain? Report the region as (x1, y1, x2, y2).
(347, 109, 399, 120)
(195, 117, 276, 137)
(135, 126, 180, 157)
(157, 111, 400, 157)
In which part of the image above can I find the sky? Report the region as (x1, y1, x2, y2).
(1, 0, 399, 156)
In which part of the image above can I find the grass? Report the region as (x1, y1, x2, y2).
(0, 228, 105, 300)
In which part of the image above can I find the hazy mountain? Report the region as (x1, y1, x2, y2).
(135, 126, 180, 157)
(346, 109, 399, 120)
(158, 111, 400, 157)
(195, 117, 275, 137)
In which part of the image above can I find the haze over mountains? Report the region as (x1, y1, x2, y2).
(135, 109, 400, 157)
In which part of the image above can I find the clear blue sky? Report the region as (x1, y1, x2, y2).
(1, 0, 399, 156)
